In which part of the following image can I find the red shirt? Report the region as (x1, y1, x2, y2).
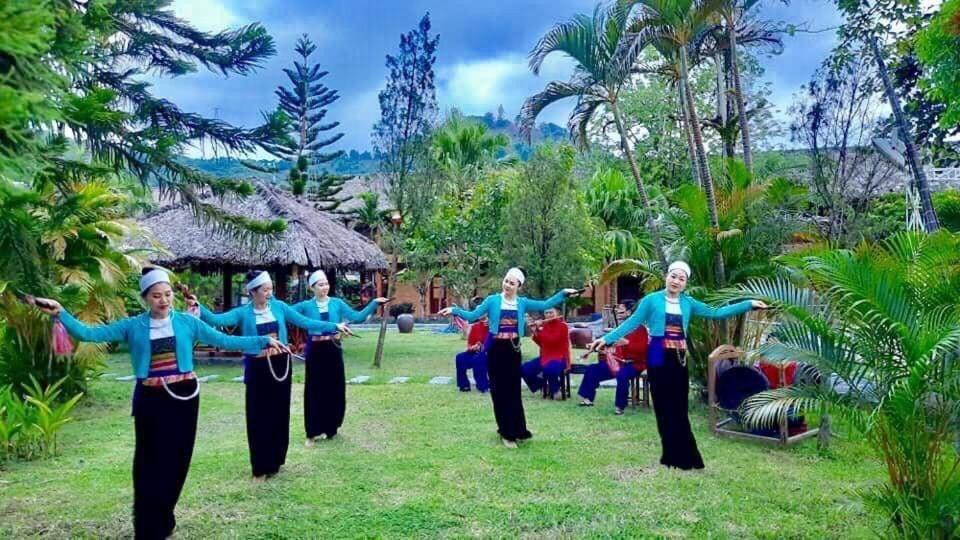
(611, 325, 649, 371)
(532, 318, 571, 367)
(466, 320, 489, 350)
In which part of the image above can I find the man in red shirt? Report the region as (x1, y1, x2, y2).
(455, 305, 490, 393)
(521, 307, 570, 399)
(577, 300, 649, 414)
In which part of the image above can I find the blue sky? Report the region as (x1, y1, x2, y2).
(157, 0, 844, 154)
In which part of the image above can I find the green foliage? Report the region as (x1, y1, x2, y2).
(914, 0, 960, 129)
(419, 171, 511, 303)
(0, 178, 144, 395)
(719, 231, 960, 537)
(0, 377, 83, 463)
(430, 111, 510, 197)
(501, 144, 602, 298)
(584, 167, 654, 261)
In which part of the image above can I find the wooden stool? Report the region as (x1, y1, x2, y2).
(540, 367, 572, 400)
(629, 370, 650, 408)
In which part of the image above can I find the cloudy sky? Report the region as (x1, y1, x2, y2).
(156, 0, 845, 154)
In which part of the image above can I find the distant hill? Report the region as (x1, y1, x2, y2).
(181, 150, 378, 180)
(181, 109, 569, 179)
(462, 108, 568, 159)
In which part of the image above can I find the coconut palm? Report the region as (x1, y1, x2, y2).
(718, 231, 960, 537)
(621, 0, 728, 284)
(700, 14, 785, 161)
(519, 4, 668, 268)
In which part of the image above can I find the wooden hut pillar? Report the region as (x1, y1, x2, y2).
(327, 267, 337, 297)
(275, 266, 290, 301)
(222, 267, 234, 310)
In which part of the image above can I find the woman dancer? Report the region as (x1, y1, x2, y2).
(187, 270, 344, 480)
(588, 261, 767, 469)
(293, 269, 389, 444)
(31, 268, 285, 539)
(440, 268, 578, 448)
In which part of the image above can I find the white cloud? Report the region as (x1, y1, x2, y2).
(171, 0, 240, 32)
(437, 53, 576, 125)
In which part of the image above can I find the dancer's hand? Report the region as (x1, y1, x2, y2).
(751, 300, 770, 310)
(586, 338, 606, 353)
(562, 288, 582, 297)
(468, 343, 481, 352)
(184, 294, 198, 307)
(336, 323, 349, 334)
(374, 297, 390, 305)
(439, 307, 453, 316)
(267, 337, 289, 353)
(31, 297, 62, 316)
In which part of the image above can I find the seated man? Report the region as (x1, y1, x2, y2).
(577, 300, 649, 414)
(521, 307, 570, 398)
(454, 307, 490, 393)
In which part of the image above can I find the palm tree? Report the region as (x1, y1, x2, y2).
(719, 0, 758, 173)
(701, 14, 785, 161)
(519, 4, 668, 269)
(621, 0, 727, 284)
(585, 167, 655, 261)
(717, 231, 960, 537)
(430, 112, 510, 198)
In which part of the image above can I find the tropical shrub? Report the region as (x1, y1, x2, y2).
(721, 231, 960, 537)
(0, 378, 83, 464)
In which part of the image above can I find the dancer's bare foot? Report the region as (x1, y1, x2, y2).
(579, 399, 593, 407)
(502, 438, 518, 449)
(304, 438, 315, 448)
(318, 433, 328, 440)
(252, 475, 267, 483)
(614, 407, 625, 415)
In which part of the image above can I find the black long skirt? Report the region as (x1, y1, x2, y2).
(487, 338, 532, 442)
(303, 339, 346, 439)
(647, 348, 705, 470)
(245, 353, 292, 477)
(132, 379, 200, 540)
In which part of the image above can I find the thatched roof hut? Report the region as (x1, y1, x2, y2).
(137, 181, 387, 307)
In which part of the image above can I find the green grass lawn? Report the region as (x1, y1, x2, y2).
(0, 332, 886, 538)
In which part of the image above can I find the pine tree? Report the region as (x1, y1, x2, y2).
(65, 0, 286, 233)
(257, 34, 348, 212)
(372, 12, 439, 217)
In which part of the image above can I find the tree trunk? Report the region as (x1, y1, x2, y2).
(373, 228, 400, 368)
(868, 33, 939, 232)
(726, 11, 754, 174)
(679, 81, 703, 190)
(680, 48, 727, 286)
(610, 101, 668, 270)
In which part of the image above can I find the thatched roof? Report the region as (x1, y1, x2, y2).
(336, 174, 390, 213)
(137, 182, 387, 272)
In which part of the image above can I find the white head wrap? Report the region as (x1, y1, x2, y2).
(308, 269, 328, 288)
(505, 267, 525, 286)
(667, 261, 692, 278)
(139, 268, 171, 295)
(245, 271, 272, 291)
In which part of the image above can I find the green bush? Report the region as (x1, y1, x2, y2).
(0, 377, 82, 464)
(934, 189, 960, 232)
